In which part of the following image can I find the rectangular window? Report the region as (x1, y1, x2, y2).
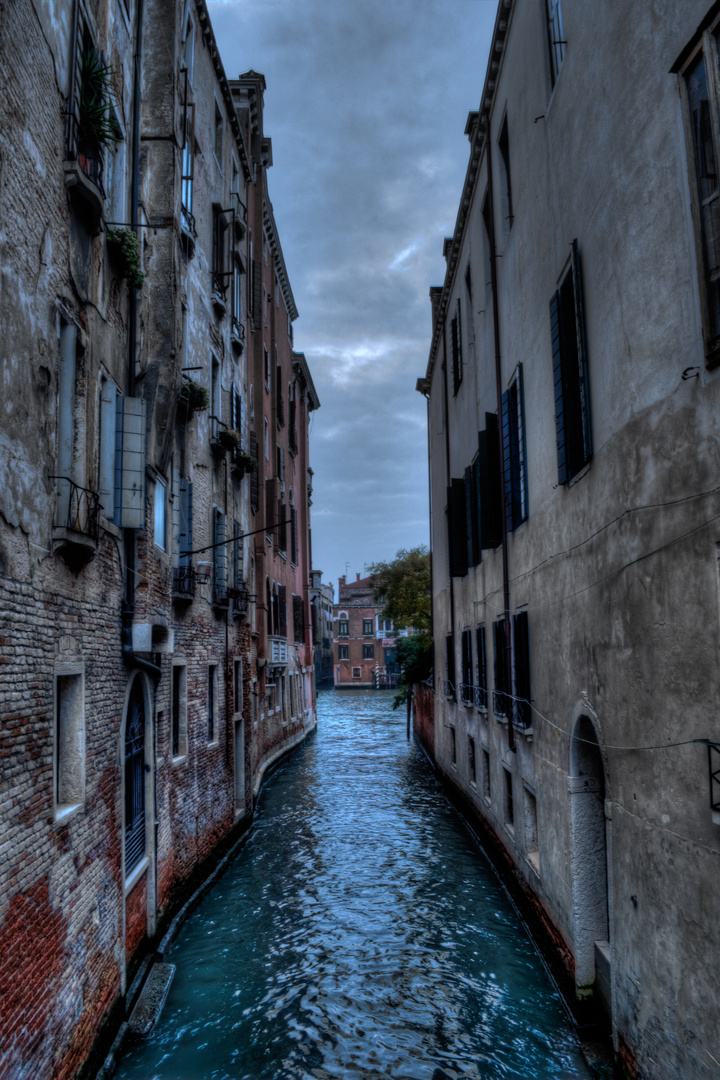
(681, 33, 720, 366)
(445, 633, 456, 700)
(464, 461, 482, 569)
(339, 644, 349, 660)
(447, 477, 468, 578)
(154, 477, 167, 550)
(476, 624, 488, 711)
(482, 748, 491, 802)
(492, 618, 509, 717)
(213, 507, 227, 607)
(208, 664, 218, 742)
(550, 240, 592, 482)
(174, 478, 193, 595)
(501, 365, 528, 532)
(477, 413, 503, 550)
(450, 726, 457, 765)
(498, 116, 513, 240)
(181, 95, 195, 232)
(212, 206, 228, 301)
(214, 101, 223, 165)
(55, 669, 85, 814)
(461, 628, 473, 705)
(338, 620, 349, 636)
(363, 643, 374, 660)
(114, 395, 147, 529)
(451, 298, 463, 394)
(363, 619, 373, 636)
(504, 768, 514, 827)
(524, 784, 539, 871)
(172, 663, 187, 759)
(513, 610, 532, 729)
(352, 667, 361, 679)
(182, 14, 194, 83)
(234, 659, 243, 719)
(293, 595, 304, 643)
(468, 736, 477, 786)
(546, 0, 565, 86)
(99, 376, 117, 518)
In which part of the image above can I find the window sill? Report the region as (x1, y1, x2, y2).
(207, 739, 219, 750)
(568, 460, 592, 488)
(172, 753, 188, 768)
(125, 855, 149, 896)
(526, 852, 540, 877)
(55, 802, 83, 825)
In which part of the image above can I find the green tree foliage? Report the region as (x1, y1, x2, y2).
(368, 546, 430, 632)
(368, 547, 432, 708)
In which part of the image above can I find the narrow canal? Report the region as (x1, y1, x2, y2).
(114, 690, 596, 1080)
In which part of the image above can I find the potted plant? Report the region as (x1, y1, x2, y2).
(106, 227, 146, 288)
(217, 428, 243, 453)
(179, 378, 210, 415)
(231, 451, 258, 476)
(77, 49, 121, 173)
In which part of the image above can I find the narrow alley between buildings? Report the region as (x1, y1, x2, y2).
(112, 690, 602, 1080)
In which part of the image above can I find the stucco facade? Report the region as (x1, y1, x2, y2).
(419, 3, 720, 1078)
(0, 3, 317, 1078)
(332, 574, 407, 688)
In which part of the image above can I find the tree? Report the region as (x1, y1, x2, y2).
(367, 546, 430, 632)
(368, 547, 432, 708)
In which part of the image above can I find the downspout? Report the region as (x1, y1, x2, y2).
(121, 0, 160, 680)
(484, 111, 515, 752)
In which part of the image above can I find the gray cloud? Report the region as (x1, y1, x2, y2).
(209, 0, 498, 589)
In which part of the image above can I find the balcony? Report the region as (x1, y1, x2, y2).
(443, 679, 455, 701)
(213, 582, 230, 610)
(229, 585, 249, 619)
(172, 564, 196, 604)
(64, 117, 105, 232)
(231, 317, 245, 354)
(268, 635, 288, 666)
(180, 204, 196, 256)
(459, 682, 473, 707)
(474, 685, 488, 711)
(512, 696, 532, 731)
(211, 272, 228, 316)
(52, 476, 99, 563)
(232, 191, 247, 239)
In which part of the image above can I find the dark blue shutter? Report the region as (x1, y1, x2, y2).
(501, 389, 514, 533)
(513, 610, 531, 728)
(571, 239, 593, 467)
(516, 364, 527, 523)
(478, 413, 502, 549)
(550, 290, 568, 484)
(179, 479, 192, 568)
(464, 466, 474, 570)
(471, 459, 482, 566)
(492, 619, 505, 716)
(476, 624, 487, 709)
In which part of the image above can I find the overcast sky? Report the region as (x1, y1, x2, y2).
(208, 0, 499, 592)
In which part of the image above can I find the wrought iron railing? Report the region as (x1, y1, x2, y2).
(460, 682, 473, 706)
(512, 696, 532, 730)
(211, 271, 228, 302)
(213, 581, 230, 608)
(493, 688, 508, 717)
(474, 685, 488, 711)
(443, 679, 455, 700)
(172, 564, 196, 600)
(66, 115, 106, 197)
(53, 476, 100, 541)
(228, 585, 249, 616)
(232, 316, 245, 344)
(181, 202, 196, 237)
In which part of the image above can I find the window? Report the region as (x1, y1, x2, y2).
(478, 412, 503, 550)
(363, 643, 374, 660)
(55, 668, 85, 815)
(550, 240, 592, 482)
(475, 624, 488, 710)
(445, 633, 456, 699)
(468, 736, 477, 786)
(450, 726, 457, 765)
(352, 667, 361, 679)
(524, 784, 539, 871)
(212, 206, 229, 303)
(173, 478, 193, 596)
(214, 101, 223, 165)
(232, 518, 243, 592)
(545, 0, 565, 87)
(482, 748, 491, 802)
(492, 618, 509, 717)
(339, 644, 349, 660)
(211, 357, 220, 439)
(513, 610, 532, 729)
(338, 619, 349, 636)
(363, 619, 373, 635)
(461, 629, 473, 705)
(464, 461, 482, 569)
(447, 477, 468, 578)
(231, 387, 243, 439)
(213, 507, 227, 606)
(154, 477, 167, 550)
(182, 14, 194, 84)
(681, 33, 720, 366)
(99, 374, 118, 519)
(97, 367, 146, 530)
(180, 80, 195, 234)
(498, 116, 513, 240)
(293, 594, 304, 643)
(208, 663, 218, 742)
(290, 492, 298, 565)
(264, 418, 269, 460)
(451, 298, 462, 394)
(264, 347, 270, 390)
(276, 362, 284, 426)
(501, 365, 528, 531)
(172, 663, 187, 759)
(234, 659, 243, 719)
(503, 768, 514, 827)
(124, 676, 146, 875)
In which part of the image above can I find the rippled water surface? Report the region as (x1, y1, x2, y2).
(115, 690, 593, 1080)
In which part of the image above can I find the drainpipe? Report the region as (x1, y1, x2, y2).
(484, 111, 515, 752)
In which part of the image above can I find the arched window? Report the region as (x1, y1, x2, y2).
(125, 676, 146, 874)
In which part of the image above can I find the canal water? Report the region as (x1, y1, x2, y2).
(114, 690, 596, 1080)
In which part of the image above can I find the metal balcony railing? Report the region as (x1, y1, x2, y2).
(228, 585, 249, 616)
(66, 115, 106, 197)
(512, 696, 532, 730)
(460, 682, 473, 706)
(172, 564, 196, 600)
(53, 477, 100, 541)
(213, 581, 230, 608)
(443, 679, 455, 700)
(474, 685, 488, 711)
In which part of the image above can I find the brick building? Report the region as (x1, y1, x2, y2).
(332, 574, 408, 688)
(0, 3, 317, 1078)
(309, 569, 335, 687)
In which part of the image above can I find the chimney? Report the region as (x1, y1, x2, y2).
(356, 572, 360, 581)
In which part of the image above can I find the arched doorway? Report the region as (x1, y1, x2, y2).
(569, 714, 611, 1010)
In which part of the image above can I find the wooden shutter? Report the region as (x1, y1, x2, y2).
(476, 624, 487, 708)
(492, 619, 507, 716)
(265, 477, 276, 535)
(571, 239, 593, 467)
(462, 629, 473, 688)
(250, 431, 259, 512)
(501, 389, 515, 533)
(446, 633, 456, 692)
(291, 505, 298, 564)
(293, 595, 304, 642)
(464, 466, 474, 571)
(278, 584, 287, 637)
(213, 508, 226, 593)
(233, 519, 242, 586)
(478, 413, 502, 549)
(513, 610, 531, 728)
(550, 289, 568, 484)
(67, 8, 85, 157)
(450, 477, 468, 578)
(178, 479, 192, 568)
(114, 397, 146, 529)
(252, 259, 262, 324)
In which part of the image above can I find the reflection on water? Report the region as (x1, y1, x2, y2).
(114, 690, 592, 1080)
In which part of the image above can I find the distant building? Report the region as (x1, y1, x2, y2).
(332, 574, 409, 688)
(310, 570, 334, 687)
(418, 2, 720, 1078)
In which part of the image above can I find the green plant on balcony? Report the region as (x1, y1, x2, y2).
(179, 378, 210, 414)
(217, 428, 243, 453)
(231, 451, 258, 476)
(78, 49, 121, 156)
(106, 227, 146, 289)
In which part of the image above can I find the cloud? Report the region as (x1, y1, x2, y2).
(208, 0, 498, 586)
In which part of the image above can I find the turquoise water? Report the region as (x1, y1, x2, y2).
(114, 689, 593, 1080)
